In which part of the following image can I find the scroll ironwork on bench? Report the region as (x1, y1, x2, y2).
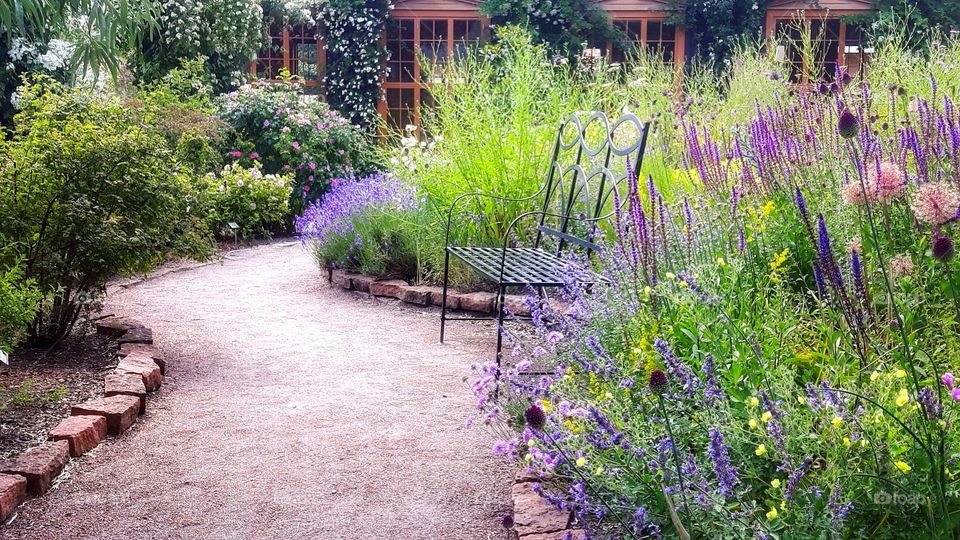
(439, 111, 651, 381)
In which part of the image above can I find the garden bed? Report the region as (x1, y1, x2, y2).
(0, 335, 115, 460)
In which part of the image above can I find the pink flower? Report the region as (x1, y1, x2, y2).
(249, 152, 259, 159)
(292, 141, 301, 150)
(283, 164, 292, 171)
(889, 253, 915, 279)
(841, 180, 876, 206)
(943, 372, 955, 389)
(911, 182, 960, 226)
(952, 387, 960, 402)
(302, 184, 311, 192)
(263, 120, 271, 128)
(308, 162, 317, 170)
(870, 161, 906, 202)
(308, 175, 315, 181)
(229, 150, 242, 158)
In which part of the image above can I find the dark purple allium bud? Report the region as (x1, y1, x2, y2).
(897, 86, 907, 96)
(829, 82, 840, 94)
(933, 233, 955, 262)
(841, 71, 852, 85)
(769, 71, 781, 81)
(838, 109, 860, 139)
(649, 369, 669, 393)
(501, 513, 515, 529)
(524, 404, 547, 430)
(817, 82, 830, 95)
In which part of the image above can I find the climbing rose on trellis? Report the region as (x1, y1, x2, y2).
(320, 0, 392, 128)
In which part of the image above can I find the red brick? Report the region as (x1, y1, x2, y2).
(511, 482, 570, 536)
(331, 270, 353, 290)
(118, 343, 166, 374)
(400, 286, 438, 306)
(459, 292, 497, 313)
(351, 275, 374, 293)
(505, 295, 533, 317)
(49, 415, 107, 457)
(104, 372, 147, 414)
(71, 395, 140, 436)
(369, 279, 408, 299)
(115, 355, 162, 391)
(433, 290, 461, 310)
(95, 317, 143, 338)
(0, 474, 26, 521)
(118, 325, 153, 345)
(0, 441, 70, 496)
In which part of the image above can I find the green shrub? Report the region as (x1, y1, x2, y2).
(0, 260, 41, 352)
(0, 78, 213, 346)
(204, 163, 293, 240)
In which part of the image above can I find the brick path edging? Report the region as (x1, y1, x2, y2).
(328, 269, 534, 317)
(508, 473, 586, 539)
(0, 318, 166, 525)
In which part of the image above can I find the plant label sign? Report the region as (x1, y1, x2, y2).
(228, 222, 240, 230)
(0, 349, 7, 365)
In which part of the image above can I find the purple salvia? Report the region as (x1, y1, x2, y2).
(707, 427, 739, 498)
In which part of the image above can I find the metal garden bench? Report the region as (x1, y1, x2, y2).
(439, 111, 650, 365)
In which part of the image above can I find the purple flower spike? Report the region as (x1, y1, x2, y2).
(707, 427, 739, 498)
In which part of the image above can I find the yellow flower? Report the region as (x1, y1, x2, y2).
(797, 395, 807, 405)
(843, 437, 852, 447)
(595, 467, 605, 476)
(749, 396, 760, 408)
(576, 457, 587, 467)
(755, 444, 767, 456)
(896, 389, 909, 407)
(643, 286, 652, 295)
(539, 399, 553, 413)
(761, 411, 773, 423)
(766, 507, 779, 520)
(665, 272, 676, 280)
(717, 257, 727, 266)
(832, 416, 843, 427)
(895, 369, 907, 379)
(604, 391, 614, 400)
(748, 419, 758, 429)
(870, 371, 879, 382)
(771, 479, 781, 488)
(768, 248, 791, 283)
(524, 453, 533, 462)
(894, 461, 912, 474)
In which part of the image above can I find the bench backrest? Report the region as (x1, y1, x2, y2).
(535, 112, 650, 255)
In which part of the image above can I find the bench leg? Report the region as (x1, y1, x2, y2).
(494, 282, 507, 400)
(440, 250, 451, 343)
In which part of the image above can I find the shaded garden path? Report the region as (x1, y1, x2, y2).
(4, 242, 511, 539)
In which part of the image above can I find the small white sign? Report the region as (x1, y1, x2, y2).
(228, 222, 240, 230)
(0, 349, 8, 365)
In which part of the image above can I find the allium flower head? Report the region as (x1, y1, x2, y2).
(524, 404, 547, 430)
(912, 182, 960, 226)
(888, 253, 915, 279)
(648, 369, 669, 393)
(838, 109, 860, 139)
(501, 513, 514, 528)
(933, 233, 955, 262)
(870, 161, 907, 202)
(841, 180, 876, 206)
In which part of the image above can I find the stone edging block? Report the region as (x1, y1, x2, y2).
(1, 317, 170, 525)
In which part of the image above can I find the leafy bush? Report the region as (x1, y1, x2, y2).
(217, 77, 381, 210)
(296, 173, 427, 279)
(205, 163, 293, 240)
(0, 261, 41, 352)
(0, 79, 213, 345)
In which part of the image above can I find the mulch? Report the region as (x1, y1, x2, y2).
(0, 334, 117, 460)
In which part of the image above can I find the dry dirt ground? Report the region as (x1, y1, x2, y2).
(2, 241, 512, 540)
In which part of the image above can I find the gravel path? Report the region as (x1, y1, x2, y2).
(3, 242, 511, 540)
